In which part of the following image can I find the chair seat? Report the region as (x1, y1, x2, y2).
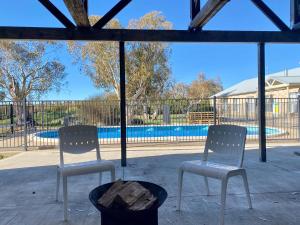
(59, 160, 114, 177)
(180, 160, 243, 179)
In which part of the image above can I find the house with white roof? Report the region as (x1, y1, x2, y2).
(213, 68, 300, 118)
(214, 67, 300, 99)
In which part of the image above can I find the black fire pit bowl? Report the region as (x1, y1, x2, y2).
(89, 181, 168, 225)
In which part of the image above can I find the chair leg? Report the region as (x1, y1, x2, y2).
(62, 176, 68, 221)
(111, 167, 116, 182)
(241, 171, 252, 209)
(177, 168, 184, 211)
(204, 176, 210, 196)
(220, 177, 228, 225)
(56, 168, 60, 201)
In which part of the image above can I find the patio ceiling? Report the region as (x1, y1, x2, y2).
(1, 1, 300, 43)
(1, 0, 300, 166)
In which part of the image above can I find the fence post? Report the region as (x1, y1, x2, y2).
(10, 103, 14, 134)
(23, 98, 27, 151)
(298, 96, 300, 142)
(245, 101, 249, 121)
(32, 104, 35, 127)
(41, 101, 44, 130)
(272, 101, 275, 127)
(213, 96, 217, 125)
(163, 104, 171, 124)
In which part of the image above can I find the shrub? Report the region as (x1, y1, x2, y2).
(77, 100, 120, 126)
(130, 118, 144, 125)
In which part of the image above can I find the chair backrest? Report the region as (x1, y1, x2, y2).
(203, 125, 247, 167)
(58, 125, 100, 165)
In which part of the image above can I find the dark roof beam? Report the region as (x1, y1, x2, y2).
(2, 27, 300, 43)
(191, 0, 201, 20)
(251, 0, 290, 31)
(38, 0, 75, 28)
(93, 0, 132, 29)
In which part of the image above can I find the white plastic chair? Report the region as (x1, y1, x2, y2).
(177, 125, 252, 225)
(56, 125, 115, 221)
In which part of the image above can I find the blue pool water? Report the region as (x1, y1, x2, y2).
(36, 125, 284, 139)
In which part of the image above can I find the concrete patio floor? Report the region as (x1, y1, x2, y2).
(0, 143, 300, 225)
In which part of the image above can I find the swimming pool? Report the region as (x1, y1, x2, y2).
(36, 125, 285, 139)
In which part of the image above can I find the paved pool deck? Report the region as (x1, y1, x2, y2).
(0, 143, 300, 225)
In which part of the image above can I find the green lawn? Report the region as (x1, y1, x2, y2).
(0, 118, 11, 125)
(0, 112, 189, 127)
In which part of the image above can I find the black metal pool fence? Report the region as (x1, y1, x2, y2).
(0, 97, 299, 150)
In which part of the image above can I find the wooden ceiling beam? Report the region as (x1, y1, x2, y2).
(190, 0, 230, 29)
(83, 0, 88, 14)
(63, 0, 90, 27)
(251, 0, 290, 31)
(93, 0, 132, 29)
(38, 0, 75, 28)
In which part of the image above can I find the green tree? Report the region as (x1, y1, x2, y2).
(188, 73, 223, 99)
(68, 17, 122, 98)
(0, 41, 66, 101)
(165, 81, 189, 99)
(126, 12, 172, 101)
(68, 11, 172, 102)
(0, 41, 66, 123)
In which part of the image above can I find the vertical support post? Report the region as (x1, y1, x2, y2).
(119, 41, 127, 167)
(258, 43, 266, 162)
(10, 103, 14, 134)
(213, 96, 217, 125)
(23, 98, 27, 151)
(298, 95, 300, 142)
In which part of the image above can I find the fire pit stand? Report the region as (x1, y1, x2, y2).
(89, 181, 167, 225)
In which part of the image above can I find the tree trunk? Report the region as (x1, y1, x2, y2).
(13, 101, 24, 126)
(143, 104, 149, 121)
(127, 101, 134, 125)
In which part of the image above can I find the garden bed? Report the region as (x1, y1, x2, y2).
(0, 152, 19, 160)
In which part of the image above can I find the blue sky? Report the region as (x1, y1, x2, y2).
(0, 0, 300, 100)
